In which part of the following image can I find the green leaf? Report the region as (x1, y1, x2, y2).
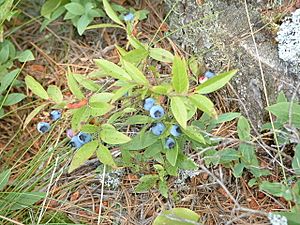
(0, 192, 46, 211)
(94, 59, 131, 81)
(125, 115, 153, 125)
(66, 73, 85, 100)
(96, 144, 117, 167)
(149, 48, 174, 63)
(135, 175, 159, 192)
(122, 48, 148, 64)
(266, 102, 300, 128)
(153, 208, 201, 225)
(239, 143, 258, 166)
(100, 124, 131, 145)
(259, 181, 290, 198)
(212, 148, 240, 165)
(88, 102, 113, 117)
(237, 116, 251, 141)
(277, 211, 300, 225)
(71, 106, 89, 131)
(122, 60, 149, 85)
(73, 73, 101, 91)
(16, 50, 35, 62)
(170, 96, 187, 129)
(276, 91, 287, 103)
(232, 162, 245, 178)
(89, 93, 114, 103)
(65, 2, 84, 15)
(47, 85, 63, 104)
(23, 103, 48, 129)
(144, 141, 163, 158)
(81, 124, 99, 133)
(212, 112, 241, 124)
(172, 55, 189, 93)
(0, 169, 11, 191)
(166, 144, 179, 166)
(292, 144, 300, 175)
(189, 94, 216, 117)
(102, 0, 124, 25)
(183, 125, 205, 144)
(177, 156, 198, 170)
(2, 93, 26, 106)
(25, 75, 49, 100)
(68, 140, 98, 173)
(87, 23, 124, 30)
(196, 69, 237, 94)
(77, 14, 91, 35)
(41, 0, 62, 19)
(122, 131, 158, 151)
(158, 180, 168, 198)
(0, 69, 20, 94)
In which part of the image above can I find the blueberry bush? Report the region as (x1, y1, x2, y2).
(24, 0, 238, 199)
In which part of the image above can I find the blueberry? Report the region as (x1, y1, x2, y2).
(165, 137, 175, 149)
(204, 71, 215, 79)
(170, 125, 181, 137)
(143, 97, 156, 111)
(37, 122, 50, 133)
(50, 110, 61, 121)
(151, 123, 165, 136)
(149, 105, 164, 119)
(69, 136, 83, 149)
(123, 13, 134, 21)
(77, 132, 92, 144)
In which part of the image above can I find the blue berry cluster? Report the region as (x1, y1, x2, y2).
(36, 110, 62, 134)
(144, 97, 182, 150)
(143, 98, 165, 119)
(69, 132, 92, 149)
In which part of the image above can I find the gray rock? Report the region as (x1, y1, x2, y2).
(165, 0, 300, 128)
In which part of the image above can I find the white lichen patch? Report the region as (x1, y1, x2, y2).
(174, 169, 201, 187)
(268, 213, 288, 225)
(277, 9, 300, 65)
(97, 168, 124, 190)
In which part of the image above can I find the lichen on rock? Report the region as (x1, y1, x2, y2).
(277, 9, 300, 66)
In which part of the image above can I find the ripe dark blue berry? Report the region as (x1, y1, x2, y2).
(204, 71, 215, 79)
(69, 136, 83, 149)
(123, 13, 134, 21)
(170, 125, 181, 137)
(143, 97, 155, 111)
(150, 105, 164, 119)
(37, 122, 50, 133)
(165, 137, 175, 149)
(151, 123, 165, 136)
(77, 132, 92, 144)
(50, 110, 62, 121)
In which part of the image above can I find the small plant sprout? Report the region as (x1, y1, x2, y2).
(69, 136, 83, 149)
(165, 137, 175, 149)
(77, 132, 92, 144)
(151, 123, 166, 136)
(123, 12, 135, 21)
(49, 110, 62, 121)
(150, 105, 165, 119)
(143, 97, 156, 111)
(170, 124, 181, 137)
(37, 122, 51, 133)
